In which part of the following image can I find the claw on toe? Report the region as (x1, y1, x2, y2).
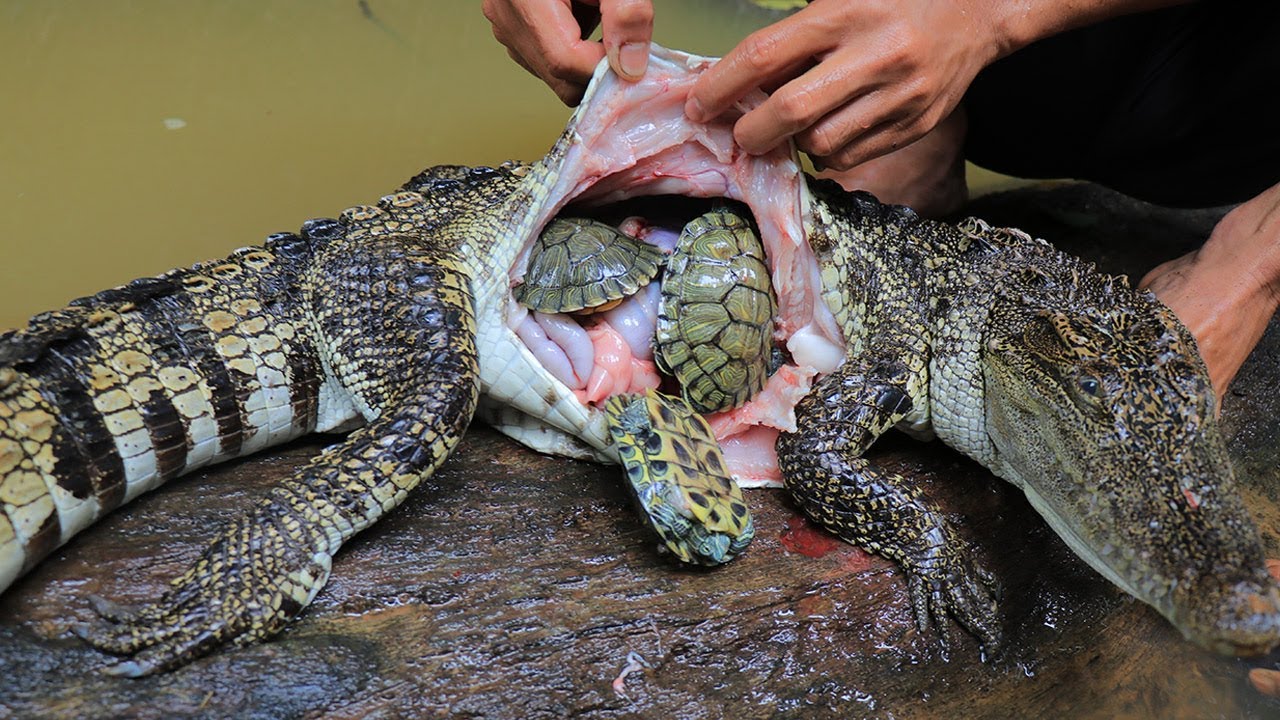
(87, 593, 141, 623)
(102, 659, 156, 678)
(903, 560, 1003, 657)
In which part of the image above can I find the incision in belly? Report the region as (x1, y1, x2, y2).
(503, 48, 846, 487)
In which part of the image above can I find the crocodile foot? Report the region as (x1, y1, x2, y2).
(902, 552, 1001, 657)
(75, 489, 332, 677)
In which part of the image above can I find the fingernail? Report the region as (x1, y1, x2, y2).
(1250, 668, 1280, 696)
(619, 42, 648, 79)
(685, 96, 705, 122)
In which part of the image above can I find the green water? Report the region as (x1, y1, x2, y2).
(0, 1, 1012, 329)
(0, 2, 735, 328)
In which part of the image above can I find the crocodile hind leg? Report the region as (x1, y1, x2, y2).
(77, 233, 480, 676)
(777, 353, 1001, 653)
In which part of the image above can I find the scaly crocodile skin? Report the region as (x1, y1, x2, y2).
(0, 172, 503, 674)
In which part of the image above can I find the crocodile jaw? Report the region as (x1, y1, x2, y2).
(473, 46, 844, 457)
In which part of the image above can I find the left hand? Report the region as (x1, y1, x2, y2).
(482, 0, 654, 105)
(684, 0, 1002, 170)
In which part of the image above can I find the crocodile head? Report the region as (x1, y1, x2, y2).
(982, 259, 1280, 655)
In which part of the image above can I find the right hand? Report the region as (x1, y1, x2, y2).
(482, 0, 655, 105)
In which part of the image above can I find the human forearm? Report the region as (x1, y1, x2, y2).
(986, 0, 1196, 56)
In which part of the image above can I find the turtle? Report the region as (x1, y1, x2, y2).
(604, 389, 755, 565)
(655, 206, 777, 414)
(514, 217, 666, 314)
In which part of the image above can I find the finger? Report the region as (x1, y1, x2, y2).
(813, 116, 921, 172)
(507, 45, 587, 103)
(1250, 668, 1280, 698)
(599, 0, 654, 80)
(550, 77, 589, 106)
(731, 59, 869, 155)
(510, 0, 606, 86)
(506, 47, 536, 76)
(685, 11, 835, 123)
(792, 87, 894, 159)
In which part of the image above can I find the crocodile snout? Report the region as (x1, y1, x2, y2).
(1182, 578, 1280, 656)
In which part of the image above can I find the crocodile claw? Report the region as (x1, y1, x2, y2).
(904, 555, 1002, 656)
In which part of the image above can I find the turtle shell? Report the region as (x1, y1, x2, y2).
(514, 218, 665, 314)
(604, 389, 754, 565)
(656, 208, 776, 414)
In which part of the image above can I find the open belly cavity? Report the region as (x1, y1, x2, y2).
(501, 46, 847, 488)
(510, 201, 826, 488)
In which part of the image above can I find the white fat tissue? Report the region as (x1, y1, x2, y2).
(507, 47, 846, 486)
(619, 217, 681, 253)
(786, 325, 844, 375)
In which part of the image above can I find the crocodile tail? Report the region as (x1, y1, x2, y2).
(0, 227, 330, 592)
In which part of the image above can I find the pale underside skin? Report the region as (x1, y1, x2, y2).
(468, 47, 845, 487)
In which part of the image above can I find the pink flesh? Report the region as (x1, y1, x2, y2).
(619, 216, 681, 253)
(510, 49, 846, 488)
(573, 320, 662, 405)
(718, 426, 782, 486)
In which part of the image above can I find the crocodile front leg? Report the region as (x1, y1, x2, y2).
(78, 232, 480, 675)
(777, 352, 1001, 653)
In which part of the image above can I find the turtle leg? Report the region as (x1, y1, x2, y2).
(77, 237, 480, 676)
(777, 353, 1001, 653)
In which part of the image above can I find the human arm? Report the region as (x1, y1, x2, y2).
(482, 0, 654, 105)
(685, 0, 1194, 170)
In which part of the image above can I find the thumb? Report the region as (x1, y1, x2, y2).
(600, 0, 654, 81)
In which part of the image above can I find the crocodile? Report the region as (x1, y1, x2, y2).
(2, 46, 1279, 675)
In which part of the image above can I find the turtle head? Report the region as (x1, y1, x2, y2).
(981, 275, 1280, 656)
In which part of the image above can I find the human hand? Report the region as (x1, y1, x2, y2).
(1248, 560, 1280, 697)
(1141, 181, 1280, 399)
(483, 0, 654, 105)
(684, 0, 1005, 170)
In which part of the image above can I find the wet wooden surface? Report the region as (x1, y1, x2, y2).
(2, 184, 1278, 719)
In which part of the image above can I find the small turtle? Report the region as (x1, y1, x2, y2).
(656, 206, 776, 414)
(604, 389, 754, 565)
(515, 217, 666, 314)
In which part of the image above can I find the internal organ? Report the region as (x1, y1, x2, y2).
(514, 215, 803, 486)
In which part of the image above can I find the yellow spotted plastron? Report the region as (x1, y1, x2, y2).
(603, 389, 754, 565)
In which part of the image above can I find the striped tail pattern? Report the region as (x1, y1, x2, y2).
(0, 174, 495, 674)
